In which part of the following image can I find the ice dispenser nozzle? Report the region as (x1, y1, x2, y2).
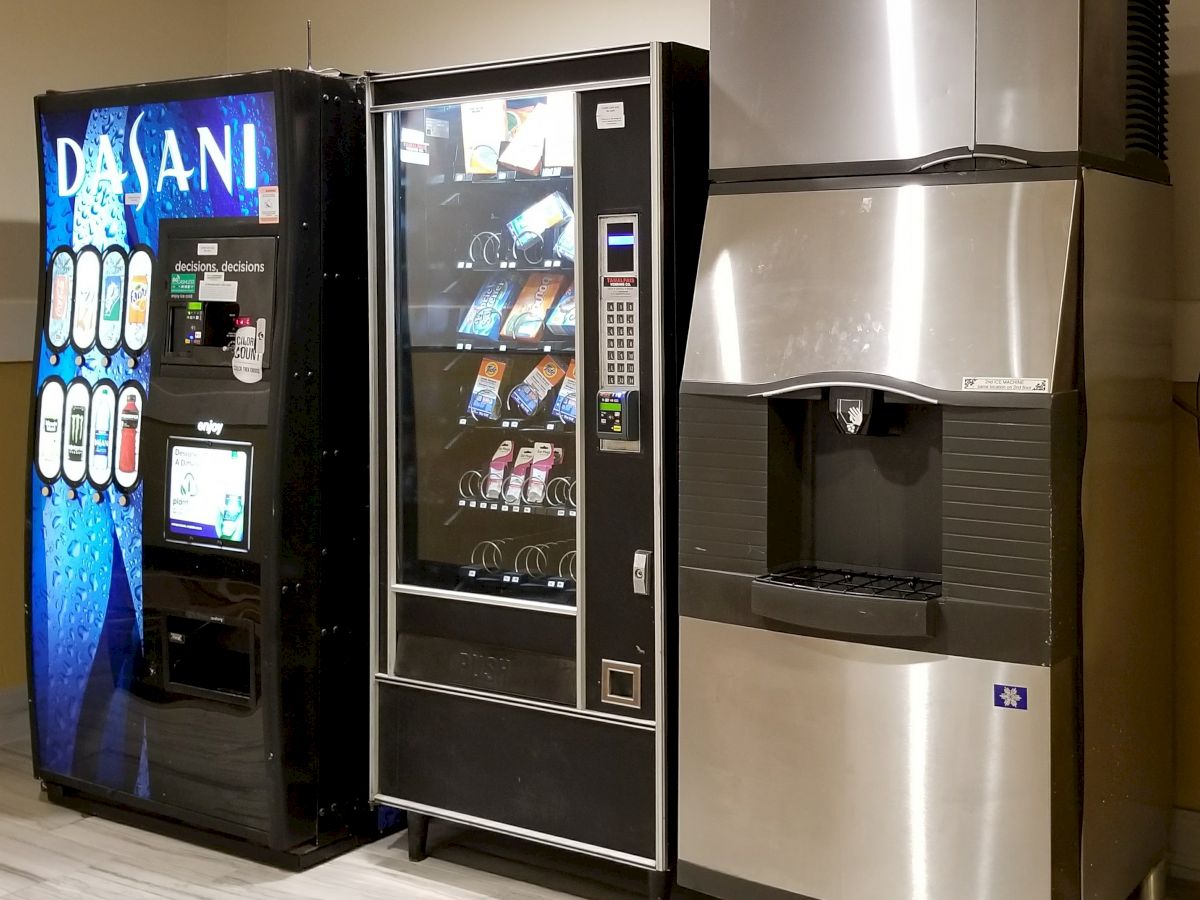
(829, 386, 873, 436)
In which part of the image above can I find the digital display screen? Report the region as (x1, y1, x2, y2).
(600, 401, 622, 411)
(166, 439, 251, 550)
(606, 222, 635, 273)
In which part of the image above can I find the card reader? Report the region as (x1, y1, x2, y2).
(596, 390, 640, 441)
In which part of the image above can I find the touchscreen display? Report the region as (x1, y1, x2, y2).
(167, 440, 251, 549)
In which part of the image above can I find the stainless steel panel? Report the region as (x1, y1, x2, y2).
(975, 0, 1081, 155)
(710, 0, 976, 171)
(678, 617, 1053, 900)
(1080, 170, 1174, 900)
(682, 180, 1079, 395)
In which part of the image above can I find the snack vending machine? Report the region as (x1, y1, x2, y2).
(366, 44, 707, 895)
(27, 70, 372, 866)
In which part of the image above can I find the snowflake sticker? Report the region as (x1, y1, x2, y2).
(994, 684, 1028, 710)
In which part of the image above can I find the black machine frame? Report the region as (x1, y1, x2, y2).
(26, 69, 375, 868)
(366, 43, 708, 896)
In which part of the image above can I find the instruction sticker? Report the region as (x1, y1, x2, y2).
(232, 317, 266, 384)
(962, 376, 1048, 393)
(258, 185, 279, 224)
(169, 273, 198, 298)
(198, 279, 237, 302)
(197, 242, 218, 256)
(595, 102, 625, 130)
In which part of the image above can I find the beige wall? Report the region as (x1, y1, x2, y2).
(224, 0, 708, 74)
(0, 2, 229, 689)
(0, 0, 228, 362)
(0, 364, 32, 688)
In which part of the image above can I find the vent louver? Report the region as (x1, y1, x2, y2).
(1126, 0, 1170, 161)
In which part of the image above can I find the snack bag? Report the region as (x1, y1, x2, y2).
(545, 284, 576, 336)
(550, 359, 578, 424)
(459, 276, 517, 340)
(507, 192, 573, 250)
(509, 356, 567, 417)
(467, 357, 507, 420)
(461, 99, 505, 174)
(483, 440, 514, 500)
(503, 446, 536, 504)
(553, 223, 575, 262)
(501, 273, 564, 341)
(499, 102, 547, 175)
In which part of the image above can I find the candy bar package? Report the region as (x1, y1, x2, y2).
(504, 98, 540, 140)
(550, 359, 578, 424)
(503, 446, 537, 504)
(509, 355, 567, 417)
(525, 442, 564, 504)
(545, 284, 576, 336)
(461, 99, 506, 174)
(459, 275, 517, 340)
(507, 192, 573, 250)
(501, 273, 565, 341)
(499, 102, 548, 176)
(483, 440, 514, 500)
(467, 357, 507, 420)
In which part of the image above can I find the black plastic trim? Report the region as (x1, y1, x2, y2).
(370, 47, 651, 108)
(681, 373, 1057, 409)
(750, 578, 933, 638)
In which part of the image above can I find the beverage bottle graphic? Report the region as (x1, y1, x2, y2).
(118, 395, 140, 474)
(94, 406, 111, 458)
(67, 405, 85, 461)
(52, 276, 69, 320)
(218, 493, 245, 542)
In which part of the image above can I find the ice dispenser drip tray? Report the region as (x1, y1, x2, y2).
(751, 567, 941, 638)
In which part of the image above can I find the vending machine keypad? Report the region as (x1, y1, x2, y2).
(598, 215, 640, 390)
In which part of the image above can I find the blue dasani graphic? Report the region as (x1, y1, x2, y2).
(994, 684, 1029, 710)
(29, 90, 277, 790)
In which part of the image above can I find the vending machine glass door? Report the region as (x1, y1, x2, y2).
(385, 93, 581, 618)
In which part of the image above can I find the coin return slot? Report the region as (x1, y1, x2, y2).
(601, 659, 641, 708)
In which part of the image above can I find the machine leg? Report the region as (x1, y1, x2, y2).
(1140, 859, 1168, 900)
(647, 868, 671, 900)
(406, 812, 430, 862)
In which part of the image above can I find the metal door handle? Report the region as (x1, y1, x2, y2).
(633, 549, 652, 596)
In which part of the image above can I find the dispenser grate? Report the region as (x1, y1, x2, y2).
(759, 566, 942, 602)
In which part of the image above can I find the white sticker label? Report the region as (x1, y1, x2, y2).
(400, 127, 431, 166)
(232, 317, 266, 384)
(961, 376, 1049, 393)
(203, 271, 225, 282)
(258, 185, 280, 224)
(425, 116, 450, 139)
(124, 192, 143, 207)
(596, 102, 625, 130)
(198, 279, 238, 302)
(197, 242, 219, 256)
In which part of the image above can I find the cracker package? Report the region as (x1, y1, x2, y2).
(501, 273, 565, 341)
(509, 355, 566, 417)
(467, 357, 507, 420)
(459, 275, 517, 341)
(550, 359, 578, 424)
(545, 284, 576, 336)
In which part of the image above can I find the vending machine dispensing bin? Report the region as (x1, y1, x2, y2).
(677, 2, 1173, 900)
(366, 44, 707, 896)
(27, 70, 371, 867)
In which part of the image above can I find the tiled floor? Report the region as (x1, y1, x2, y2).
(0, 701, 1197, 899)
